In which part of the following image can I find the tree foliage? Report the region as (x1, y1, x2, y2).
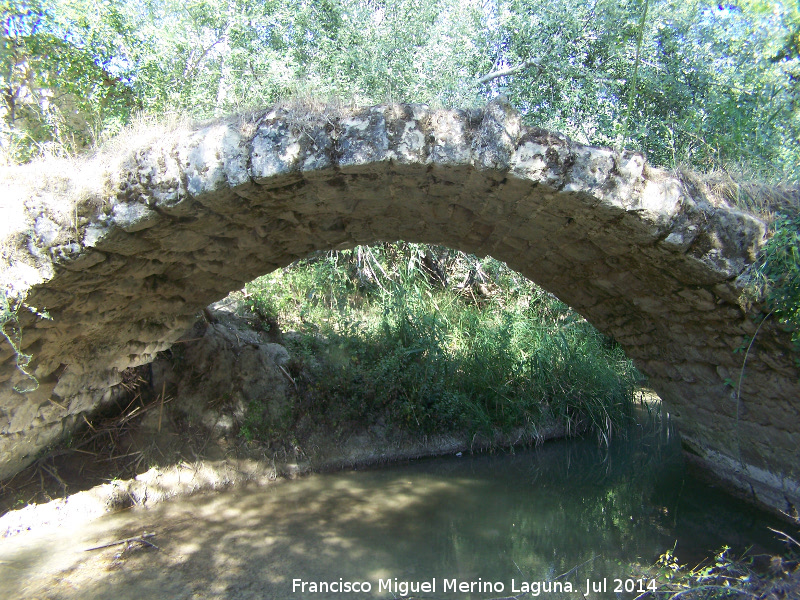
(1, 0, 798, 180)
(1, 0, 138, 159)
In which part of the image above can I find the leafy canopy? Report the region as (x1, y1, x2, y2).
(1, 0, 798, 180)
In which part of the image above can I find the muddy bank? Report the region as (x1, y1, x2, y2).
(0, 420, 566, 539)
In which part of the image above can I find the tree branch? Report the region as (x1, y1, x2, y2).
(181, 33, 228, 81)
(477, 57, 543, 84)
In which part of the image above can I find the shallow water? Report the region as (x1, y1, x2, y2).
(0, 413, 789, 600)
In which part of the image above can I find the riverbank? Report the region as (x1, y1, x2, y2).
(0, 409, 569, 539)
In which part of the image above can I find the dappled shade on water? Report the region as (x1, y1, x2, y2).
(0, 415, 788, 600)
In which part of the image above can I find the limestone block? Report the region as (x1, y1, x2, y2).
(111, 202, 160, 233)
(473, 100, 521, 171)
(510, 140, 568, 188)
(157, 229, 209, 253)
(83, 253, 127, 276)
(118, 258, 169, 280)
(251, 120, 308, 184)
(84, 223, 157, 256)
(7, 396, 41, 433)
(51, 245, 107, 271)
(562, 147, 615, 195)
(33, 215, 61, 247)
(661, 224, 699, 253)
(192, 125, 250, 191)
(337, 108, 390, 170)
(429, 109, 474, 167)
(386, 115, 427, 164)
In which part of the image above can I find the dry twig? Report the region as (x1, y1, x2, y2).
(84, 532, 160, 552)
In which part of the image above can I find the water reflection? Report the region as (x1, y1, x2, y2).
(0, 413, 788, 600)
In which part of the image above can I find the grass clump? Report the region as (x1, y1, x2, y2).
(752, 212, 800, 352)
(642, 541, 800, 599)
(240, 243, 640, 446)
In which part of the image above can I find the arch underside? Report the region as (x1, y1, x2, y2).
(1, 102, 798, 516)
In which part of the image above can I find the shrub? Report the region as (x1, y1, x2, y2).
(757, 213, 800, 349)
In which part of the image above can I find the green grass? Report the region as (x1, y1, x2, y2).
(240, 243, 640, 446)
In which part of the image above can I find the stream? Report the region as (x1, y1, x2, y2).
(0, 410, 789, 599)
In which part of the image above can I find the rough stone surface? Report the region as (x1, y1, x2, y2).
(150, 301, 292, 436)
(1, 101, 798, 517)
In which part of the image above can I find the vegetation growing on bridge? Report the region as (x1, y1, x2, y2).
(0, 292, 38, 393)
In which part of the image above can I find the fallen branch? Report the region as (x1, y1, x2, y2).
(279, 364, 298, 390)
(39, 464, 67, 493)
(84, 532, 159, 552)
(768, 526, 800, 549)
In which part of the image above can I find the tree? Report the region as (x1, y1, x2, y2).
(1, 0, 138, 161)
(2, 0, 797, 180)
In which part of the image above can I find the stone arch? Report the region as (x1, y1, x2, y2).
(1, 101, 798, 516)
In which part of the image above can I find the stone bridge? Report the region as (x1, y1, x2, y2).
(1, 101, 798, 517)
